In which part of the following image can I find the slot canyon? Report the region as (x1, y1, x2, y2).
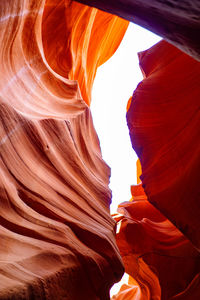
(0, 0, 199, 299)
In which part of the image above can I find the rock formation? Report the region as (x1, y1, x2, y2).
(0, 0, 200, 299)
(43, 0, 128, 105)
(113, 172, 200, 299)
(113, 40, 200, 299)
(76, 0, 200, 61)
(127, 40, 200, 251)
(0, 1, 128, 299)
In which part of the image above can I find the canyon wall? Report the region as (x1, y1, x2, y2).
(0, 1, 128, 299)
(113, 39, 200, 299)
(0, 0, 200, 299)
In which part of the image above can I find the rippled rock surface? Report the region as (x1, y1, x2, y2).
(1, 0, 200, 299)
(113, 40, 200, 299)
(127, 40, 200, 251)
(0, 1, 128, 299)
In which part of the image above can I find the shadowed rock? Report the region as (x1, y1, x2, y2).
(75, 0, 200, 61)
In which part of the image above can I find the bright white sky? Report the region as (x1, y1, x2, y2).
(91, 23, 161, 215)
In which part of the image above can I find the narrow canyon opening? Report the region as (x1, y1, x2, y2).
(91, 23, 161, 214)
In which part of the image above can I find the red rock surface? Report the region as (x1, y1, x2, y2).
(112, 182, 200, 299)
(0, 1, 129, 299)
(127, 40, 200, 251)
(112, 40, 200, 299)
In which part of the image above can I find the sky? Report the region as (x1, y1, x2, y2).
(91, 23, 161, 215)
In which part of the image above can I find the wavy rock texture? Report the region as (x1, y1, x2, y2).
(114, 40, 200, 299)
(0, 1, 129, 299)
(43, 0, 129, 105)
(127, 40, 200, 251)
(75, 0, 200, 61)
(1, 0, 200, 299)
(111, 38, 200, 298)
(112, 182, 200, 299)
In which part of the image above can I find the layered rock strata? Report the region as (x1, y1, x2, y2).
(1, 0, 200, 299)
(0, 1, 128, 298)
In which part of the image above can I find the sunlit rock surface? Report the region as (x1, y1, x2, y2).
(75, 0, 200, 61)
(43, 0, 128, 105)
(0, 1, 129, 299)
